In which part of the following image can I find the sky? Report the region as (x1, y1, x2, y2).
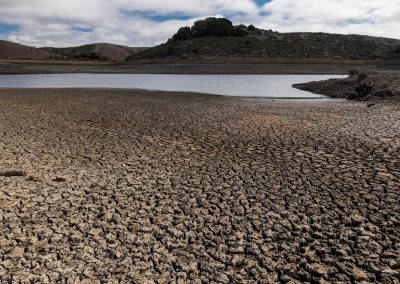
(0, 0, 399, 47)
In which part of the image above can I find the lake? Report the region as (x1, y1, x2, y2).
(0, 74, 343, 98)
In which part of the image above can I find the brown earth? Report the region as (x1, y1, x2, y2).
(294, 72, 400, 100)
(0, 40, 146, 62)
(1, 58, 399, 75)
(0, 40, 50, 60)
(42, 43, 148, 62)
(0, 89, 399, 282)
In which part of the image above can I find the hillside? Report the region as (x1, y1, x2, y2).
(0, 40, 147, 61)
(130, 32, 400, 61)
(129, 18, 400, 61)
(0, 40, 50, 60)
(41, 43, 147, 62)
(2, 17, 400, 63)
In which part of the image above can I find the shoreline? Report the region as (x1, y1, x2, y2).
(293, 71, 400, 101)
(1, 58, 399, 75)
(0, 87, 328, 100)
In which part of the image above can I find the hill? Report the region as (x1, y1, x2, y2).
(41, 43, 147, 62)
(129, 18, 400, 61)
(0, 40, 50, 60)
(0, 40, 147, 61)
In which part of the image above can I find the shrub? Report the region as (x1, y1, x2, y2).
(173, 27, 192, 41)
(171, 17, 249, 41)
(356, 73, 368, 82)
(348, 69, 359, 76)
(248, 24, 256, 31)
(88, 52, 100, 60)
(232, 27, 247, 37)
(167, 46, 175, 55)
(191, 17, 233, 37)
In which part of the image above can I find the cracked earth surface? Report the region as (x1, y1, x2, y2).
(0, 89, 399, 283)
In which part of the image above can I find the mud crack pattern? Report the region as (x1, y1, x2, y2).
(0, 89, 399, 283)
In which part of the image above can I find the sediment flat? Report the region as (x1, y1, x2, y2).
(1, 58, 399, 75)
(0, 89, 399, 283)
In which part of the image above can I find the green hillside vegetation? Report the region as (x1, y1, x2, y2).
(172, 17, 247, 40)
(43, 44, 103, 60)
(129, 17, 400, 61)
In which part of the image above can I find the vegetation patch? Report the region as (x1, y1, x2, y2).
(172, 17, 248, 41)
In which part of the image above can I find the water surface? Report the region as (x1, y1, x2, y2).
(0, 74, 342, 98)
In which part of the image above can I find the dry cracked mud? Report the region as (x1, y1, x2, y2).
(0, 89, 399, 283)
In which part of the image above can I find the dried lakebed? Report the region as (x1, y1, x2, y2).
(0, 89, 399, 283)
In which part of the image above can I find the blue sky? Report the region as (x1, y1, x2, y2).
(0, 0, 398, 47)
(0, 23, 17, 34)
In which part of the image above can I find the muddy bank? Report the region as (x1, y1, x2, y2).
(0, 58, 398, 75)
(0, 89, 399, 282)
(294, 71, 400, 100)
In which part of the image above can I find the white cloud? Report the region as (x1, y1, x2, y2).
(0, 0, 399, 47)
(260, 0, 400, 38)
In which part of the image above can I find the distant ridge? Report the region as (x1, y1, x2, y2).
(0, 40, 148, 61)
(0, 40, 50, 60)
(129, 17, 400, 61)
(2, 17, 400, 62)
(42, 43, 147, 62)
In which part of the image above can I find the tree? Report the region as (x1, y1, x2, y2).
(173, 27, 192, 41)
(248, 24, 256, 31)
(171, 17, 248, 41)
(88, 52, 100, 60)
(191, 17, 233, 37)
(167, 45, 175, 55)
(232, 27, 247, 37)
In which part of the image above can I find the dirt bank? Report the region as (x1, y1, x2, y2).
(1, 58, 398, 75)
(294, 71, 400, 100)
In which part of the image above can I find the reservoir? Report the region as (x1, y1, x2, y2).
(0, 74, 342, 98)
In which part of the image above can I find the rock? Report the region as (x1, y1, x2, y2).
(305, 263, 331, 278)
(214, 273, 230, 284)
(356, 73, 368, 82)
(293, 72, 400, 100)
(352, 267, 369, 281)
(53, 177, 67, 182)
(349, 70, 359, 77)
(27, 175, 44, 182)
(0, 170, 27, 177)
(350, 214, 365, 226)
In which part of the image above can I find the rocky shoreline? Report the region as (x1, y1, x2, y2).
(293, 71, 400, 101)
(0, 89, 399, 282)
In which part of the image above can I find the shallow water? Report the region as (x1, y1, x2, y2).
(0, 74, 343, 98)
